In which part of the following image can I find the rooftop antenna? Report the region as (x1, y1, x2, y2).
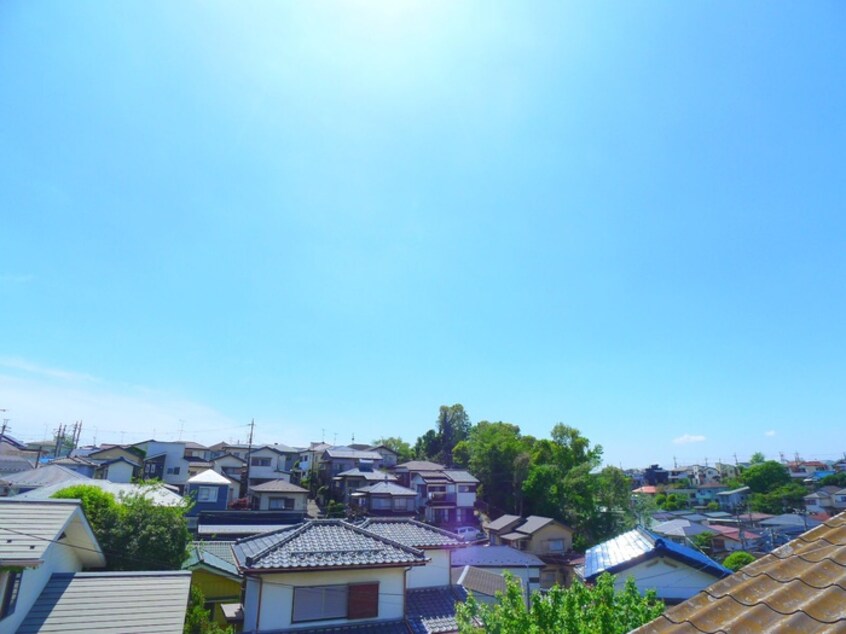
(177, 419, 185, 441)
(333, 432, 337, 445)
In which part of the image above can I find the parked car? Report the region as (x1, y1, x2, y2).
(456, 526, 485, 542)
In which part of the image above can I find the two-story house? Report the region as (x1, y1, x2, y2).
(245, 445, 294, 488)
(485, 515, 575, 587)
(135, 440, 191, 491)
(408, 468, 479, 529)
(319, 447, 385, 486)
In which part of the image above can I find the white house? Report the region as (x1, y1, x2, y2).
(246, 446, 293, 488)
(581, 527, 730, 603)
(232, 519, 427, 632)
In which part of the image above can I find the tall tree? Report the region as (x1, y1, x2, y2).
(371, 436, 413, 462)
(437, 403, 471, 467)
(741, 460, 790, 493)
(466, 421, 526, 514)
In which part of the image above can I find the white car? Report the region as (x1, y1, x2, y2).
(455, 526, 484, 542)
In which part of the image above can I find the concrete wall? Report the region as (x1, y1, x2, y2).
(407, 549, 450, 588)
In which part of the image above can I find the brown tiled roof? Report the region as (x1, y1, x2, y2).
(632, 511, 846, 633)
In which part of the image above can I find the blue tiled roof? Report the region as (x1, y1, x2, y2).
(584, 527, 730, 581)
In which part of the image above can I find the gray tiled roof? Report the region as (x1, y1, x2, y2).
(184, 542, 240, 578)
(335, 468, 398, 481)
(269, 621, 408, 634)
(484, 514, 522, 532)
(0, 463, 90, 488)
(406, 585, 468, 634)
(324, 447, 384, 460)
(17, 571, 191, 634)
(197, 524, 292, 536)
(232, 520, 427, 570)
(452, 565, 511, 598)
(354, 482, 417, 496)
(395, 461, 446, 471)
(250, 479, 308, 493)
(513, 515, 554, 535)
(360, 519, 464, 549)
(451, 545, 544, 569)
(442, 470, 479, 484)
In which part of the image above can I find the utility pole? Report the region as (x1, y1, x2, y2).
(242, 419, 255, 498)
(0, 418, 9, 438)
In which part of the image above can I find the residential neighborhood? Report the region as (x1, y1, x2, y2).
(2, 424, 845, 632)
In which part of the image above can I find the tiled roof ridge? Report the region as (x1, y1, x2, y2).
(240, 519, 426, 568)
(361, 517, 463, 540)
(241, 521, 312, 566)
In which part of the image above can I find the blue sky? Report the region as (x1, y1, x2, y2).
(1, 2, 844, 468)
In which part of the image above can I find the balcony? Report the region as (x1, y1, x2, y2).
(427, 491, 456, 505)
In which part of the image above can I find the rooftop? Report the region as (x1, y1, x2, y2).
(232, 519, 427, 571)
(17, 571, 191, 634)
(249, 479, 308, 493)
(451, 545, 544, 569)
(360, 518, 463, 549)
(406, 585, 468, 634)
(0, 463, 90, 488)
(0, 499, 101, 564)
(484, 514, 522, 532)
(187, 468, 231, 485)
(632, 512, 846, 633)
(354, 481, 417, 496)
(11, 480, 184, 506)
(584, 527, 730, 581)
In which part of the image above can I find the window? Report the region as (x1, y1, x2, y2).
(292, 583, 378, 623)
(0, 571, 21, 619)
(166, 466, 181, 475)
(458, 484, 473, 493)
(547, 539, 565, 553)
(268, 497, 294, 510)
(251, 457, 272, 467)
(197, 486, 218, 503)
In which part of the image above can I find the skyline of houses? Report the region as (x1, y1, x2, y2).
(1, 428, 845, 632)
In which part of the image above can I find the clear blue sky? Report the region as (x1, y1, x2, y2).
(1, 2, 844, 468)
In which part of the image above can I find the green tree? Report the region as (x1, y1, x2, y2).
(723, 551, 755, 572)
(437, 403, 471, 467)
(748, 482, 807, 514)
(819, 472, 846, 488)
(750, 452, 766, 465)
(371, 436, 413, 463)
(184, 585, 234, 634)
(466, 421, 526, 514)
(456, 572, 663, 634)
(52, 484, 191, 570)
(741, 460, 790, 494)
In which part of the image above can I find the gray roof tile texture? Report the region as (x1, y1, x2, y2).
(360, 519, 464, 548)
(17, 571, 191, 634)
(233, 519, 427, 570)
(406, 586, 468, 634)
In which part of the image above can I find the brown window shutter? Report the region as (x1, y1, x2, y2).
(347, 582, 379, 620)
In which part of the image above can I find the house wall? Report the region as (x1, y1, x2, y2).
(456, 489, 475, 509)
(527, 523, 573, 555)
(243, 567, 406, 632)
(190, 569, 241, 627)
(4, 540, 85, 632)
(186, 483, 230, 515)
(146, 441, 190, 487)
(256, 492, 308, 511)
(104, 460, 135, 483)
(407, 549, 450, 588)
(248, 448, 289, 482)
(616, 556, 722, 601)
